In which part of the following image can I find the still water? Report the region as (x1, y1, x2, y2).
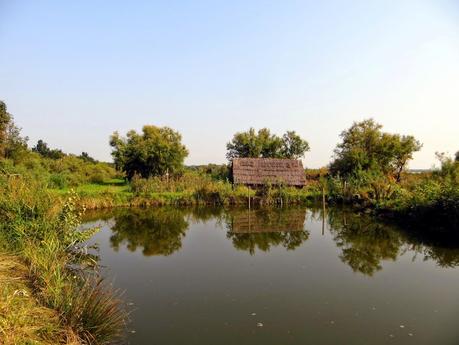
(83, 206, 459, 345)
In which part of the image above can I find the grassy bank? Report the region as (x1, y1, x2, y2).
(49, 174, 322, 210)
(0, 175, 126, 344)
(0, 254, 79, 344)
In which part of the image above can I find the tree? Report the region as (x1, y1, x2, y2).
(0, 101, 28, 160)
(455, 151, 459, 162)
(226, 128, 309, 160)
(330, 119, 421, 180)
(32, 139, 65, 159)
(110, 125, 189, 179)
(78, 151, 97, 163)
(281, 131, 310, 159)
(0, 101, 11, 158)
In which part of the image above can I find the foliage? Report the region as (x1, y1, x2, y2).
(226, 127, 309, 160)
(187, 163, 230, 181)
(32, 139, 65, 159)
(0, 101, 29, 161)
(0, 100, 11, 158)
(110, 125, 188, 179)
(79, 151, 98, 163)
(0, 153, 119, 189)
(329, 119, 421, 181)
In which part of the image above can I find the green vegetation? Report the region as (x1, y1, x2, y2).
(0, 175, 126, 344)
(329, 119, 421, 181)
(325, 119, 458, 232)
(0, 101, 28, 161)
(0, 254, 76, 344)
(0, 101, 126, 344)
(110, 125, 188, 179)
(1, 98, 458, 342)
(32, 139, 66, 159)
(226, 127, 309, 160)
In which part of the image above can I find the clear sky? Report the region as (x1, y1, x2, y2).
(1, 0, 458, 168)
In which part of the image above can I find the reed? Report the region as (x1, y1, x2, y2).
(0, 174, 127, 344)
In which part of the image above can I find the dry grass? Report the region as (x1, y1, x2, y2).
(0, 254, 81, 345)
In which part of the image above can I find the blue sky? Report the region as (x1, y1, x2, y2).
(1, 0, 458, 168)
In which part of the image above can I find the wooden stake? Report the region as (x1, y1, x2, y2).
(322, 185, 326, 236)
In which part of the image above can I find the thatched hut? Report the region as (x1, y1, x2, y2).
(231, 158, 306, 187)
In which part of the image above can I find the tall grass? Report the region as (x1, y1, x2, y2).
(0, 174, 127, 344)
(128, 171, 319, 207)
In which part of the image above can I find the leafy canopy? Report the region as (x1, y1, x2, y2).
(0, 100, 28, 161)
(226, 128, 309, 160)
(330, 119, 421, 180)
(110, 125, 189, 179)
(32, 139, 65, 159)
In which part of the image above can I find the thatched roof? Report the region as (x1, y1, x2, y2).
(231, 158, 306, 186)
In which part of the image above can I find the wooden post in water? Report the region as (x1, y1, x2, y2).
(248, 187, 251, 211)
(322, 185, 326, 236)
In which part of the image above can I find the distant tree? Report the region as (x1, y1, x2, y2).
(330, 119, 421, 181)
(110, 125, 188, 179)
(226, 128, 309, 160)
(4, 121, 28, 160)
(78, 151, 97, 163)
(32, 139, 65, 159)
(0, 101, 11, 158)
(0, 100, 28, 160)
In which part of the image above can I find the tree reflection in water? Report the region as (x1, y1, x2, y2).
(326, 208, 403, 276)
(109, 207, 189, 256)
(225, 207, 310, 255)
(83, 206, 459, 273)
(325, 207, 459, 275)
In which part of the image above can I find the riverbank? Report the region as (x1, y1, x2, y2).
(49, 179, 323, 210)
(0, 254, 80, 344)
(48, 172, 459, 235)
(0, 175, 126, 344)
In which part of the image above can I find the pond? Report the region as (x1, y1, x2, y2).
(82, 206, 459, 345)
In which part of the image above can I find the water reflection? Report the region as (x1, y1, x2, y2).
(109, 208, 189, 256)
(84, 206, 459, 274)
(224, 208, 309, 254)
(326, 208, 403, 276)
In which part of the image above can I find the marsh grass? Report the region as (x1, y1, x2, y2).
(68, 172, 320, 210)
(0, 254, 80, 345)
(0, 175, 127, 344)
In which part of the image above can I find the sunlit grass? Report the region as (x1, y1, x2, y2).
(0, 176, 128, 344)
(0, 253, 79, 345)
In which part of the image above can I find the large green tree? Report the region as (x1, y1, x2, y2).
(110, 125, 188, 179)
(226, 128, 309, 160)
(330, 119, 421, 181)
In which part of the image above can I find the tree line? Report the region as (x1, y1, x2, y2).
(1, 99, 457, 184)
(109, 119, 430, 184)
